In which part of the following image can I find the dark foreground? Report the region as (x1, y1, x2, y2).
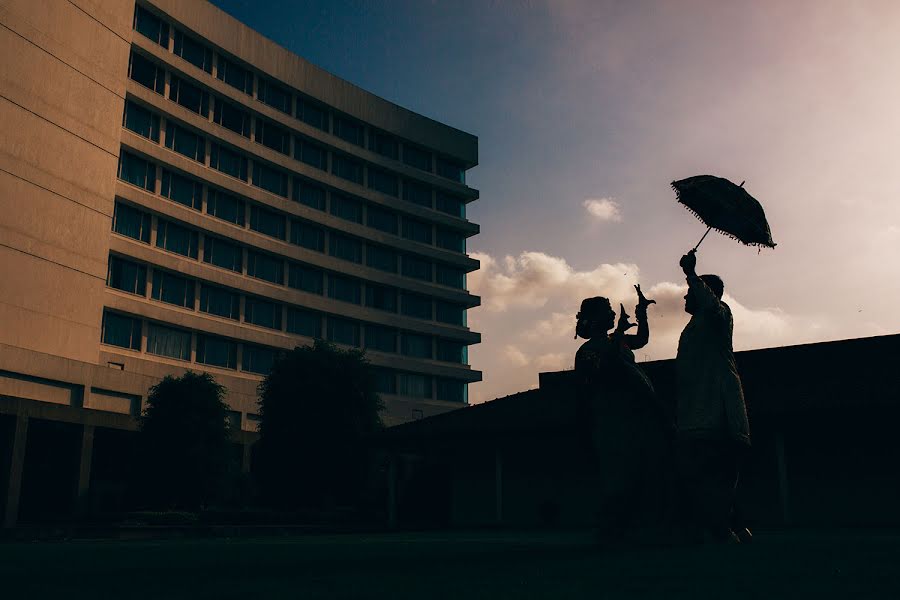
(3, 530, 899, 599)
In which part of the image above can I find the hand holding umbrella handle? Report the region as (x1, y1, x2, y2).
(693, 226, 713, 252)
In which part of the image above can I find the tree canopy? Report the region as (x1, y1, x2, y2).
(136, 371, 233, 509)
(255, 340, 384, 508)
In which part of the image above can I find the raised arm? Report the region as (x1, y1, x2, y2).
(680, 250, 721, 312)
(624, 284, 654, 350)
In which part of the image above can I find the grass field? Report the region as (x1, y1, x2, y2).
(2, 529, 899, 599)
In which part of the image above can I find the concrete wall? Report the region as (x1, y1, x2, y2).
(0, 0, 133, 363)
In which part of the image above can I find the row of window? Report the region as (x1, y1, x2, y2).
(124, 66, 467, 222)
(106, 254, 468, 363)
(133, 4, 468, 185)
(113, 155, 469, 287)
(111, 201, 468, 326)
(101, 308, 466, 402)
(119, 107, 467, 253)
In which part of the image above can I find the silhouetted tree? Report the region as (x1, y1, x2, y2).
(135, 372, 232, 510)
(255, 340, 384, 508)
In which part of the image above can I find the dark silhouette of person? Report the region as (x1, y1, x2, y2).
(675, 249, 750, 543)
(574, 286, 669, 543)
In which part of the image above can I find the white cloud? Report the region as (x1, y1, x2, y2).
(503, 344, 529, 367)
(469, 251, 638, 312)
(583, 197, 623, 222)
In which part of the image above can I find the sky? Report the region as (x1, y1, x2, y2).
(210, 0, 900, 404)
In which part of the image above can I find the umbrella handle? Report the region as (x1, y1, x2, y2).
(693, 226, 713, 252)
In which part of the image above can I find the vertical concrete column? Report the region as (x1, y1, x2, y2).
(387, 454, 398, 530)
(149, 215, 158, 247)
(144, 266, 153, 300)
(158, 117, 167, 148)
(190, 332, 198, 363)
(76, 425, 95, 517)
(3, 415, 29, 529)
(495, 449, 503, 525)
(193, 280, 201, 312)
(140, 319, 149, 353)
(775, 431, 791, 525)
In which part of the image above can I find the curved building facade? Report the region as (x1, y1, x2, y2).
(0, 0, 481, 525)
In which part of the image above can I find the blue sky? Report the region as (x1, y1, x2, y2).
(211, 1, 900, 403)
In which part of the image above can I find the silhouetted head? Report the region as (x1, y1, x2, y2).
(684, 274, 724, 314)
(575, 297, 615, 339)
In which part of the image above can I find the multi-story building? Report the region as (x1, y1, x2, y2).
(0, 0, 480, 526)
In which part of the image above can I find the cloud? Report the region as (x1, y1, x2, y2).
(468, 252, 837, 405)
(583, 197, 622, 222)
(468, 251, 638, 312)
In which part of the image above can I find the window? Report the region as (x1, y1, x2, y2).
(247, 250, 284, 284)
(165, 122, 204, 163)
(437, 340, 466, 364)
(365, 325, 396, 353)
(257, 77, 291, 114)
(250, 205, 286, 239)
(403, 180, 432, 208)
(133, 5, 168, 47)
(107, 256, 146, 295)
(327, 317, 359, 346)
(402, 254, 432, 281)
(402, 334, 433, 359)
(333, 117, 364, 147)
(401, 293, 432, 320)
(289, 220, 324, 252)
(287, 307, 322, 338)
(252, 162, 288, 197)
(436, 264, 466, 289)
(369, 169, 399, 197)
(436, 157, 466, 183)
(216, 55, 253, 95)
(366, 245, 397, 273)
(160, 169, 202, 210)
(146, 323, 191, 361)
(375, 368, 397, 394)
(367, 206, 398, 235)
(297, 97, 328, 131)
(398, 373, 432, 399)
(294, 137, 327, 170)
(128, 51, 164, 94)
(213, 99, 251, 137)
(112, 202, 151, 242)
(156, 219, 198, 258)
(402, 218, 433, 245)
(245, 296, 282, 330)
(168, 75, 209, 118)
(437, 379, 466, 403)
(288, 263, 323, 295)
(206, 189, 245, 226)
(328, 274, 361, 304)
(255, 120, 290, 155)
(196, 335, 237, 369)
(293, 179, 325, 210)
(436, 192, 465, 218)
(330, 194, 363, 224)
(244, 345, 277, 375)
(173, 30, 212, 73)
(199, 284, 239, 320)
(403, 145, 432, 171)
(329, 234, 362, 263)
(436, 228, 465, 252)
(151, 270, 195, 308)
(210, 143, 248, 180)
(332, 154, 363, 184)
(436, 301, 466, 326)
(203, 236, 242, 272)
(123, 100, 159, 142)
(117, 151, 154, 191)
(370, 131, 398, 160)
(366, 284, 397, 313)
(101, 310, 141, 350)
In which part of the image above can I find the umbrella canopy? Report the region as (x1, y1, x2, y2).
(672, 175, 776, 249)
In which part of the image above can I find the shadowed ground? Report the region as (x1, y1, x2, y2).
(2, 530, 899, 599)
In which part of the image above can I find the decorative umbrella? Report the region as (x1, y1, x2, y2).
(672, 175, 776, 251)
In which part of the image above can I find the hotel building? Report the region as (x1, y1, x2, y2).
(0, 0, 480, 525)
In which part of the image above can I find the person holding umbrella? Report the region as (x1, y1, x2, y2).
(675, 249, 750, 544)
(669, 174, 774, 544)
